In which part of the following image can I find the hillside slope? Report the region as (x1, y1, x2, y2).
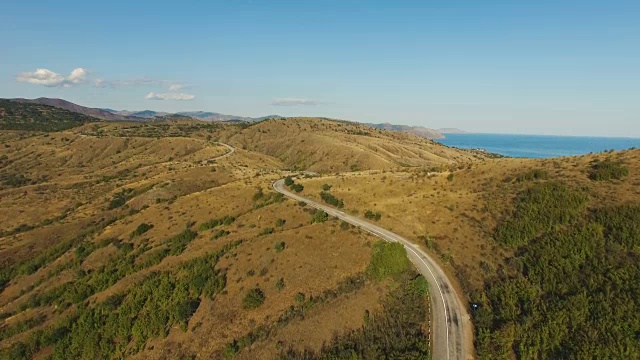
(0, 100, 100, 131)
(216, 117, 481, 172)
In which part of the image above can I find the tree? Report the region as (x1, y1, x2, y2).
(284, 176, 294, 186)
(310, 209, 329, 224)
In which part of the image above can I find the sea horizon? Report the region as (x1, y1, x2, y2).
(435, 132, 640, 158)
(441, 131, 640, 140)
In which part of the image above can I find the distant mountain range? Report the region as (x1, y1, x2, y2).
(11, 98, 134, 121)
(102, 108, 280, 122)
(4, 98, 466, 139)
(9, 98, 280, 123)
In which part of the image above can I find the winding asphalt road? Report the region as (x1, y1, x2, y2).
(273, 178, 472, 360)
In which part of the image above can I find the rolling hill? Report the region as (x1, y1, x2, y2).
(1, 104, 638, 359)
(215, 117, 482, 172)
(0, 116, 468, 359)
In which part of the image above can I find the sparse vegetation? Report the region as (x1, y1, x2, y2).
(515, 169, 549, 182)
(259, 227, 275, 236)
(281, 270, 429, 359)
(199, 215, 235, 231)
(1, 243, 238, 359)
(253, 189, 285, 208)
(210, 229, 230, 240)
(364, 209, 382, 221)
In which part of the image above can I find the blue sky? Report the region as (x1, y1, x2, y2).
(1, 0, 639, 137)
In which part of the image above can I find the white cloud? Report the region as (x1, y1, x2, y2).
(67, 68, 88, 84)
(93, 78, 189, 91)
(93, 78, 107, 88)
(271, 98, 324, 106)
(168, 83, 187, 91)
(17, 67, 89, 87)
(17, 69, 66, 87)
(145, 92, 195, 101)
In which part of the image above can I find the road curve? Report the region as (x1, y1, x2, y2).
(273, 178, 472, 360)
(214, 142, 235, 160)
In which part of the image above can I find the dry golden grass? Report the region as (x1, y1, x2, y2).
(4, 117, 634, 358)
(0, 121, 415, 358)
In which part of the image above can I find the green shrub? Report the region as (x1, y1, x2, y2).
(364, 210, 382, 221)
(589, 158, 629, 181)
(108, 190, 129, 209)
(243, 288, 265, 309)
(367, 242, 410, 280)
(275, 218, 286, 227)
(289, 183, 304, 192)
(284, 176, 294, 186)
(320, 191, 344, 208)
(515, 169, 549, 182)
(592, 205, 640, 249)
(310, 209, 329, 224)
(130, 223, 153, 238)
(259, 227, 275, 236)
(339, 221, 352, 231)
(275, 277, 285, 291)
(274, 241, 286, 253)
(168, 228, 198, 255)
(410, 276, 429, 297)
(199, 215, 235, 231)
(223, 341, 240, 359)
(321, 183, 332, 191)
(210, 229, 230, 241)
(447, 173, 455, 181)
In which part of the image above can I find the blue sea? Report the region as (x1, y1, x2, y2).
(436, 133, 640, 158)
